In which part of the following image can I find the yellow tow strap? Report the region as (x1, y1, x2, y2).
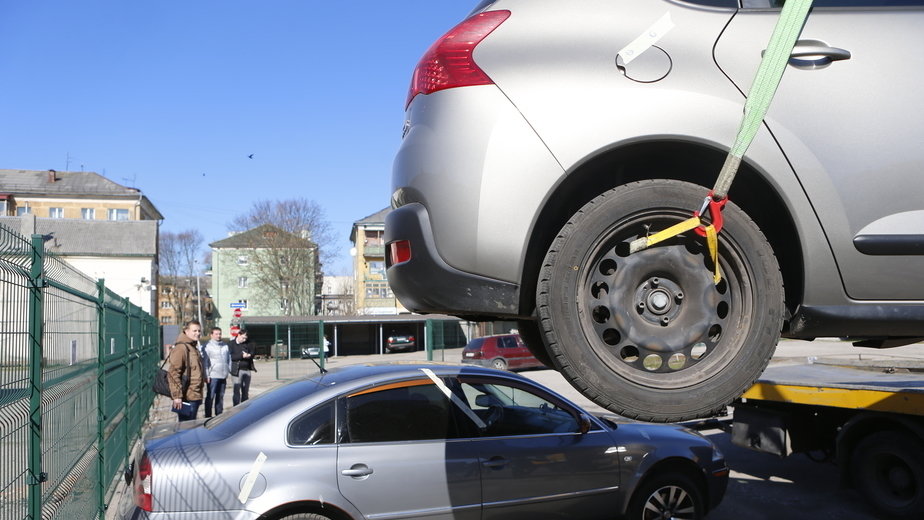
(635, 216, 721, 284)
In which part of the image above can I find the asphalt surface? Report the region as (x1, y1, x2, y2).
(107, 338, 924, 519)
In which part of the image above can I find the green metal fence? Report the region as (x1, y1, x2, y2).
(0, 224, 160, 520)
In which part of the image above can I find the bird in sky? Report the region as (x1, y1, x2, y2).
(248, 153, 254, 159)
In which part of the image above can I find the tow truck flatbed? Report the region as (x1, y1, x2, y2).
(741, 362, 924, 416)
(730, 359, 924, 518)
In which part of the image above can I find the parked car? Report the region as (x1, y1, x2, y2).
(462, 333, 544, 371)
(125, 363, 727, 520)
(300, 344, 330, 359)
(384, 0, 924, 422)
(385, 333, 416, 353)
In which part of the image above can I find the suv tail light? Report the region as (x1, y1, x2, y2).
(405, 10, 510, 108)
(408, 336, 415, 343)
(388, 240, 412, 266)
(134, 453, 153, 512)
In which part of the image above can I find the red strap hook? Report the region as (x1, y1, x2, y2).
(694, 191, 728, 237)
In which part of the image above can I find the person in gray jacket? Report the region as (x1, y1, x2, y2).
(201, 327, 231, 417)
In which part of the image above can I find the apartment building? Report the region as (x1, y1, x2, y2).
(350, 208, 406, 315)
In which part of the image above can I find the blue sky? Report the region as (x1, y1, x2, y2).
(0, 1, 473, 275)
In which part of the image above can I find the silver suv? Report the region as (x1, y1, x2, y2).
(386, 0, 924, 422)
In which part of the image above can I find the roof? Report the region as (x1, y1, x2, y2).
(0, 216, 157, 256)
(241, 313, 461, 325)
(350, 207, 390, 242)
(209, 224, 316, 249)
(0, 169, 164, 219)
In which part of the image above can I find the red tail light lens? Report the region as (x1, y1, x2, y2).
(408, 336, 415, 342)
(134, 453, 153, 512)
(405, 10, 510, 108)
(388, 240, 412, 266)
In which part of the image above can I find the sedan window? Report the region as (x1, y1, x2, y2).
(345, 382, 464, 443)
(456, 379, 583, 437)
(288, 401, 334, 446)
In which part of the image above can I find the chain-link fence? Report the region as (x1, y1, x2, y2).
(0, 224, 159, 520)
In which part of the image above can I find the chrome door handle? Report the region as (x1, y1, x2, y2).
(341, 464, 373, 478)
(763, 39, 851, 69)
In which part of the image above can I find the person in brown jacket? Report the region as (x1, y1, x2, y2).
(168, 320, 206, 421)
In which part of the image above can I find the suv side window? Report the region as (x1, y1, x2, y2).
(685, 0, 737, 6)
(345, 382, 463, 442)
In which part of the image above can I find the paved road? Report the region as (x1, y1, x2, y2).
(109, 338, 923, 519)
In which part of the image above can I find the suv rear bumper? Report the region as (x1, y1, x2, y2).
(385, 203, 522, 318)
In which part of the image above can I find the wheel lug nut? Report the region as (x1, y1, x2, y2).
(661, 317, 670, 326)
(637, 302, 646, 310)
(651, 278, 660, 287)
(675, 293, 684, 303)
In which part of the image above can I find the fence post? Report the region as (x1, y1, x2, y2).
(274, 322, 280, 380)
(425, 319, 433, 361)
(317, 321, 325, 370)
(27, 235, 46, 520)
(96, 279, 107, 517)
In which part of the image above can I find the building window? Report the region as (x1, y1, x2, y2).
(368, 261, 386, 276)
(161, 301, 171, 309)
(81, 208, 95, 219)
(16, 206, 31, 216)
(238, 277, 248, 288)
(108, 208, 129, 221)
(365, 281, 393, 299)
(47, 207, 64, 218)
(160, 316, 173, 325)
(0, 200, 7, 215)
(161, 287, 172, 295)
(237, 255, 249, 266)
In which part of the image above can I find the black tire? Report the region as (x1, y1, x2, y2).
(491, 358, 508, 371)
(516, 319, 555, 368)
(538, 180, 783, 422)
(279, 513, 332, 520)
(851, 431, 924, 519)
(627, 471, 705, 520)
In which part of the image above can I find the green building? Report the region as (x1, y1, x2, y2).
(210, 224, 320, 332)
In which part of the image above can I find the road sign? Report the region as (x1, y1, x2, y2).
(233, 308, 242, 318)
(230, 325, 240, 337)
(230, 302, 246, 309)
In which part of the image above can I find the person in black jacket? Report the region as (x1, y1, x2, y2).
(229, 328, 256, 405)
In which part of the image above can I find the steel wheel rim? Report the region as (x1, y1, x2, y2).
(576, 209, 754, 389)
(642, 484, 697, 520)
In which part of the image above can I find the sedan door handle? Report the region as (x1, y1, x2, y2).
(341, 464, 373, 478)
(482, 456, 509, 470)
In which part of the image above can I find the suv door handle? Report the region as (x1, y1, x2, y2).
(341, 464, 373, 478)
(763, 39, 851, 68)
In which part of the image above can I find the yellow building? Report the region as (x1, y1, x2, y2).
(0, 169, 162, 221)
(350, 208, 406, 315)
(0, 168, 163, 314)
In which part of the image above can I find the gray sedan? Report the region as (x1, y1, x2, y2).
(126, 363, 727, 519)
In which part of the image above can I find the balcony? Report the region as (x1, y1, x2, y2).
(363, 245, 385, 257)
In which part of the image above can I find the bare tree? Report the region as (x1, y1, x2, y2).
(228, 199, 335, 274)
(159, 230, 207, 324)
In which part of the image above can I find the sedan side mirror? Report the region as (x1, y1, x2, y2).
(578, 413, 593, 435)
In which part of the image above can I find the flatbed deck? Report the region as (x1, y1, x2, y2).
(740, 361, 924, 416)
